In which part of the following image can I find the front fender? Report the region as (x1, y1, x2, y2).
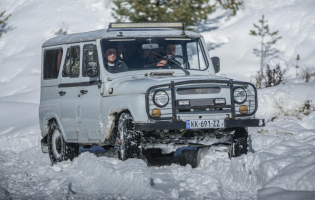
(99, 94, 148, 142)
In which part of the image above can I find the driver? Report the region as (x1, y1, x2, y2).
(147, 43, 181, 68)
(156, 43, 177, 67)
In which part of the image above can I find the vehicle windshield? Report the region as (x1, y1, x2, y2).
(100, 37, 209, 73)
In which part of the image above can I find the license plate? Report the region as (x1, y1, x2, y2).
(186, 120, 224, 129)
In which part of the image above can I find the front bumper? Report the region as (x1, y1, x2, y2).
(135, 119, 265, 131)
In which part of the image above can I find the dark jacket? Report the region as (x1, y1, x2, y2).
(127, 53, 150, 69)
(146, 56, 181, 69)
(105, 59, 128, 73)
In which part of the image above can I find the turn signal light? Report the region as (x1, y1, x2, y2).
(239, 105, 248, 114)
(152, 108, 161, 118)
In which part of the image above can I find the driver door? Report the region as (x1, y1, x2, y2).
(77, 42, 102, 143)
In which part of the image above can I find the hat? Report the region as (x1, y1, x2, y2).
(105, 44, 116, 51)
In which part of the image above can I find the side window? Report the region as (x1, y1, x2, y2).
(62, 46, 80, 78)
(197, 42, 207, 70)
(43, 48, 63, 79)
(83, 44, 98, 77)
(175, 44, 182, 56)
(187, 42, 208, 70)
(62, 48, 70, 77)
(174, 44, 184, 66)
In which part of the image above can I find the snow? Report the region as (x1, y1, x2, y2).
(0, 0, 315, 199)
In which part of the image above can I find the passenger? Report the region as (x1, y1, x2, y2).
(103, 46, 128, 73)
(128, 44, 150, 69)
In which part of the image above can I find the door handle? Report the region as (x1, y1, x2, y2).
(80, 90, 88, 95)
(59, 91, 66, 96)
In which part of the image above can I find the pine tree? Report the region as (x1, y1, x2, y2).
(295, 54, 300, 77)
(249, 15, 282, 74)
(0, 11, 12, 38)
(216, 0, 243, 17)
(112, 0, 216, 27)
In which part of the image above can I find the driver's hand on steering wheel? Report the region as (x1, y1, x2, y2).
(156, 60, 167, 67)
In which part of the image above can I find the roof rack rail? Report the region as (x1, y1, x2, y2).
(107, 22, 185, 35)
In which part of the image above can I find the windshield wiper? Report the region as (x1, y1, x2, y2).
(150, 51, 190, 75)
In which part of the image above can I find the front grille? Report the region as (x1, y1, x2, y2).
(189, 99, 214, 106)
(177, 87, 221, 95)
(177, 98, 224, 112)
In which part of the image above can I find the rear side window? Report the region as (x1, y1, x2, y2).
(62, 46, 80, 78)
(83, 44, 98, 77)
(43, 48, 63, 79)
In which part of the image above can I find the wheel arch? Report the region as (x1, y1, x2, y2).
(41, 113, 67, 141)
(99, 94, 148, 143)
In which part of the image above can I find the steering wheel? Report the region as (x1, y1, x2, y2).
(162, 55, 190, 69)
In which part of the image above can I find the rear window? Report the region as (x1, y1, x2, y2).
(43, 48, 63, 79)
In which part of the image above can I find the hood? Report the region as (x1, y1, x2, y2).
(104, 75, 231, 96)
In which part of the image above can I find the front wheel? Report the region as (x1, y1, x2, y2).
(117, 112, 142, 160)
(230, 127, 248, 157)
(47, 120, 79, 164)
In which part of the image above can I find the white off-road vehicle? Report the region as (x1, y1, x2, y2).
(40, 22, 264, 165)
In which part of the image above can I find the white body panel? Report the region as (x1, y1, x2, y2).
(39, 28, 257, 145)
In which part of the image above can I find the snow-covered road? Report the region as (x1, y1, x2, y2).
(1, 82, 314, 199)
(0, 0, 314, 198)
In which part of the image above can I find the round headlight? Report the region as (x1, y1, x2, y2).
(153, 90, 169, 107)
(234, 87, 247, 104)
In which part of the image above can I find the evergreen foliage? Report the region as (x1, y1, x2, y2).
(217, 0, 243, 17)
(249, 15, 282, 74)
(295, 54, 300, 77)
(0, 11, 12, 38)
(112, 0, 216, 27)
(112, 0, 244, 27)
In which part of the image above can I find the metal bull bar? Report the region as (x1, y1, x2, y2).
(145, 79, 259, 121)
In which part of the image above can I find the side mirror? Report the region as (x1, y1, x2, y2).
(86, 61, 99, 77)
(211, 57, 220, 73)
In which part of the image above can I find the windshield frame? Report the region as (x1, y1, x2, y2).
(100, 36, 210, 74)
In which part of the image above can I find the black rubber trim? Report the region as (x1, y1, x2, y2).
(176, 105, 232, 110)
(171, 81, 176, 121)
(135, 119, 265, 131)
(225, 119, 265, 127)
(58, 80, 101, 88)
(135, 122, 186, 131)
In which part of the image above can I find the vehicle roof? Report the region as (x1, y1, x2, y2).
(42, 28, 202, 48)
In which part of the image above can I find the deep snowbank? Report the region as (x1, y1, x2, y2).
(256, 81, 315, 120)
(0, 0, 315, 199)
(0, 81, 314, 199)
